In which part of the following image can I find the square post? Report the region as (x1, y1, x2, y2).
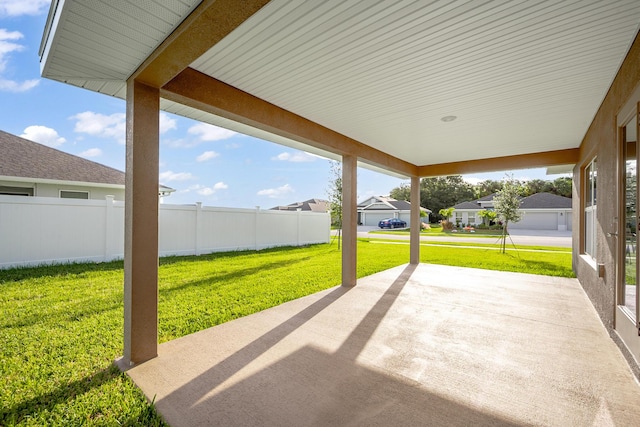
(123, 80, 160, 366)
(410, 175, 421, 264)
(342, 155, 357, 287)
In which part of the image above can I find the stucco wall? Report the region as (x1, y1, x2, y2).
(35, 183, 126, 200)
(0, 179, 125, 200)
(574, 31, 640, 330)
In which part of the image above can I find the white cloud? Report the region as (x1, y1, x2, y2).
(0, 29, 40, 92)
(71, 111, 126, 144)
(197, 182, 228, 196)
(159, 171, 196, 182)
(462, 177, 482, 185)
(0, 0, 50, 16)
(79, 148, 102, 158)
(20, 125, 66, 147)
(188, 122, 237, 141)
(0, 29, 24, 72)
(71, 111, 174, 145)
(0, 78, 38, 92)
(196, 150, 219, 162)
(159, 112, 177, 134)
(257, 184, 294, 198)
(272, 151, 317, 163)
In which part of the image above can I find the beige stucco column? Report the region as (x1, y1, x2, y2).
(410, 175, 421, 265)
(342, 155, 357, 287)
(123, 80, 160, 366)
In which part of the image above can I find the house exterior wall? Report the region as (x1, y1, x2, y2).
(398, 212, 413, 225)
(0, 179, 125, 200)
(451, 209, 571, 230)
(574, 29, 640, 374)
(509, 210, 572, 231)
(360, 211, 396, 226)
(359, 210, 417, 227)
(449, 211, 478, 226)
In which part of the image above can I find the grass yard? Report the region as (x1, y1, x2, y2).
(370, 224, 503, 237)
(0, 239, 573, 425)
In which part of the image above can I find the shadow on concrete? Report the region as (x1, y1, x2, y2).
(152, 264, 522, 426)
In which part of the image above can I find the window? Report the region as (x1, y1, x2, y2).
(468, 214, 476, 225)
(0, 185, 34, 196)
(584, 158, 597, 258)
(60, 190, 89, 199)
(455, 212, 463, 225)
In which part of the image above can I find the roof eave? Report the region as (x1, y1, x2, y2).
(0, 175, 125, 189)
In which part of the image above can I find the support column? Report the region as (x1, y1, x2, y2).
(410, 176, 421, 265)
(123, 80, 160, 366)
(342, 155, 357, 287)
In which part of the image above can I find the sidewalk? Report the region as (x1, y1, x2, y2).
(339, 226, 573, 248)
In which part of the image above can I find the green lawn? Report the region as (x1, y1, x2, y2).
(370, 224, 503, 237)
(1, 239, 573, 425)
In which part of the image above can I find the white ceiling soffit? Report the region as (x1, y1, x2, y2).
(41, 1, 640, 170)
(191, 0, 640, 166)
(39, 0, 201, 91)
(546, 164, 575, 175)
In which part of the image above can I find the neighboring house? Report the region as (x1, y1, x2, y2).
(357, 195, 430, 227)
(0, 130, 173, 200)
(270, 198, 329, 212)
(450, 192, 572, 231)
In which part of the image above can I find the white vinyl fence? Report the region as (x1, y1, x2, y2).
(0, 195, 330, 269)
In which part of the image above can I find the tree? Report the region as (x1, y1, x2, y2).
(523, 179, 550, 197)
(438, 207, 455, 218)
(389, 183, 410, 201)
(477, 209, 497, 226)
(493, 175, 523, 253)
(475, 180, 503, 198)
(438, 207, 455, 230)
(551, 177, 572, 198)
(326, 161, 343, 248)
(388, 174, 571, 224)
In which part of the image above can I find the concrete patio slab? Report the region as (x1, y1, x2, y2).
(126, 264, 640, 426)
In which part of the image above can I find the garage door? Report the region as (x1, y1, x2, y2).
(362, 212, 395, 226)
(510, 212, 557, 230)
(398, 212, 412, 226)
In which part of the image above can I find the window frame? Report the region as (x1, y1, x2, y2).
(60, 190, 90, 199)
(584, 158, 597, 259)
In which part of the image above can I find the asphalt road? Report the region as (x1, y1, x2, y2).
(334, 226, 573, 248)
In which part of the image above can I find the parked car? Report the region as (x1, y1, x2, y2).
(378, 218, 407, 229)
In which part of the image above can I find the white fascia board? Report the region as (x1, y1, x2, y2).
(39, 0, 66, 76)
(0, 175, 124, 190)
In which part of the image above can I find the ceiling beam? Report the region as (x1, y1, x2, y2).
(131, 0, 269, 88)
(161, 68, 418, 177)
(418, 149, 579, 177)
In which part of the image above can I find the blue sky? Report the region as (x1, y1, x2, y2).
(0, 1, 568, 208)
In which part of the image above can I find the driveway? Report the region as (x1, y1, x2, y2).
(340, 226, 573, 248)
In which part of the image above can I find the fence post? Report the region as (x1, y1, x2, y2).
(195, 202, 202, 255)
(297, 208, 301, 246)
(105, 195, 115, 261)
(255, 206, 260, 250)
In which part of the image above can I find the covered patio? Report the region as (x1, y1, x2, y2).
(39, 1, 640, 424)
(127, 264, 640, 426)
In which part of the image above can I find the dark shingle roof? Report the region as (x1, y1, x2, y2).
(270, 198, 329, 212)
(519, 192, 572, 209)
(453, 201, 481, 209)
(476, 193, 497, 201)
(387, 200, 411, 210)
(0, 130, 125, 185)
